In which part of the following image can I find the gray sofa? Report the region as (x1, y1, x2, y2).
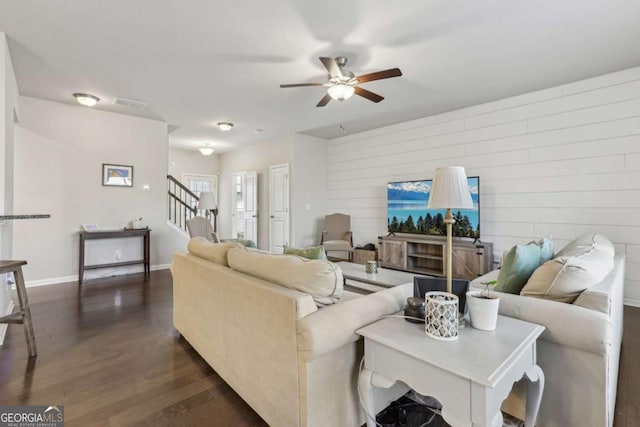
(171, 239, 412, 427)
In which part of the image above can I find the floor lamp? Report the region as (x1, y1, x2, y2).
(424, 166, 474, 341)
(198, 191, 218, 233)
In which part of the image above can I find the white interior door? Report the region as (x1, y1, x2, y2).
(269, 164, 289, 254)
(243, 171, 258, 243)
(231, 172, 245, 239)
(231, 171, 258, 243)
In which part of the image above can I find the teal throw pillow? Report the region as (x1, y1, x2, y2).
(496, 244, 542, 294)
(284, 245, 328, 261)
(236, 239, 257, 248)
(527, 237, 554, 263)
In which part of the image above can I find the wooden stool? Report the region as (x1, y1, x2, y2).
(0, 260, 37, 357)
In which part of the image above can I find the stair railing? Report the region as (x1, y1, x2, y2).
(167, 175, 199, 232)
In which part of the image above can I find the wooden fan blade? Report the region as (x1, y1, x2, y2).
(280, 83, 324, 88)
(356, 68, 402, 83)
(316, 93, 332, 107)
(354, 86, 384, 103)
(319, 57, 343, 79)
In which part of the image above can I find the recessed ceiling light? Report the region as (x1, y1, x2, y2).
(198, 142, 215, 156)
(217, 122, 234, 132)
(73, 93, 100, 107)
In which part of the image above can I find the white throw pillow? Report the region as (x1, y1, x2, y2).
(521, 233, 614, 303)
(227, 246, 343, 306)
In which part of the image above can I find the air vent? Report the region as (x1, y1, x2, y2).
(113, 97, 148, 110)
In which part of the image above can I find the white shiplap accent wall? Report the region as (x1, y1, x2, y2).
(328, 66, 640, 306)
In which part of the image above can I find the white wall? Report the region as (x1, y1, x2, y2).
(0, 32, 18, 259)
(291, 134, 328, 247)
(0, 32, 18, 343)
(168, 147, 220, 185)
(218, 136, 293, 248)
(218, 134, 329, 249)
(13, 96, 183, 283)
(328, 66, 640, 306)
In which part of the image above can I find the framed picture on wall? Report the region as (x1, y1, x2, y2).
(102, 163, 133, 187)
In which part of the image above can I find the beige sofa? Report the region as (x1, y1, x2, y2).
(171, 239, 412, 427)
(471, 254, 625, 427)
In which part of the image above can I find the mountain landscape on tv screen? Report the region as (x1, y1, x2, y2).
(387, 178, 480, 238)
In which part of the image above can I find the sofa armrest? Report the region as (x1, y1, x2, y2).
(494, 292, 613, 355)
(296, 284, 412, 361)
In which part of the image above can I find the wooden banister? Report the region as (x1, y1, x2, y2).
(167, 175, 199, 231)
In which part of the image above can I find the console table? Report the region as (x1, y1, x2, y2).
(357, 315, 545, 427)
(78, 228, 151, 284)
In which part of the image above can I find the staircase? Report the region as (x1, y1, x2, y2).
(167, 175, 199, 232)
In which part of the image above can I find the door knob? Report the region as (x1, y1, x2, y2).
(270, 215, 274, 218)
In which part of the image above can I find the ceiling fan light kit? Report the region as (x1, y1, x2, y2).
(217, 122, 234, 131)
(280, 56, 402, 107)
(73, 93, 100, 107)
(327, 83, 355, 101)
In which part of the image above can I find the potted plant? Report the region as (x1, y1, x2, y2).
(131, 217, 144, 229)
(466, 280, 500, 331)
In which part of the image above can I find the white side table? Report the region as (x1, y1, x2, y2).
(357, 315, 545, 427)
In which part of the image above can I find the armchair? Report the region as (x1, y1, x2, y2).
(321, 213, 354, 261)
(186, 216, 219, 243)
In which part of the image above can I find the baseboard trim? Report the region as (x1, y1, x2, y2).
(26, 275, 78, 288)
(23, 264, 171, 288)
(624, 298, 640, 308)
(0, 301, 15, 346)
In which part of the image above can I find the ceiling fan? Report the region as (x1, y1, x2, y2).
(280, 57, 402, 107)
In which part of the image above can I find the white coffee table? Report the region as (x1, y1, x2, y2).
(337, 261, 417, 293)
(357, 315, 545, 427)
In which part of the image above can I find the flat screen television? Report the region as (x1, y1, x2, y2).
(387, 176, 480, 238)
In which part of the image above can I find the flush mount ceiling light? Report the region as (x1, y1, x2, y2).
(73, 93, 100, 107)
(198, 143, 215, 156)
(217, 122, 234, 131)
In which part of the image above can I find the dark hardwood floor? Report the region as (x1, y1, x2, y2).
(0, 271, 267, 427)
(0, 270, 638, 426)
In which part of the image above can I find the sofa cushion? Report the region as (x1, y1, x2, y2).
(556, 233, 615, 259)
(283, 245, 328, 261)
(187, 237, 237, 266)
(227, 246, 343, 306)
(495, 243, 542, 294)
(521, 233, 615, 303)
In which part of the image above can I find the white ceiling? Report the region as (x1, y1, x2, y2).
(2, 0, 640, 153)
